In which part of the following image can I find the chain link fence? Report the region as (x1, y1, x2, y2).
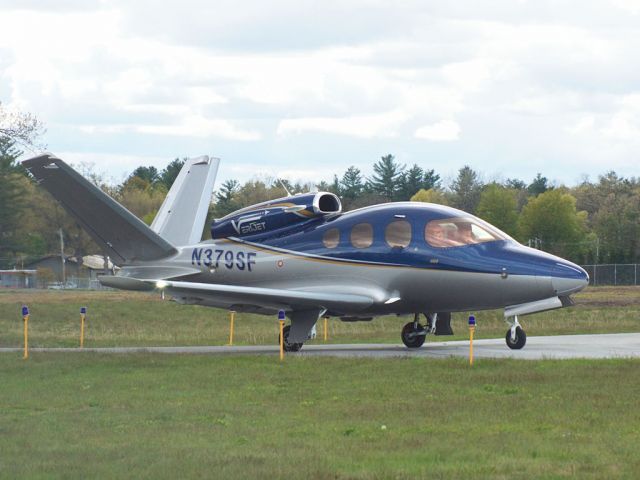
(581, 264, 639, 286)
(0, 273, 111, 290)
(63, 276, 110, 290)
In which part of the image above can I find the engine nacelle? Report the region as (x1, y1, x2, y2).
(211, 192, 341, 239)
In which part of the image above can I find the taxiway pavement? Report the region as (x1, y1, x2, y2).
(1, 333, 639, 359)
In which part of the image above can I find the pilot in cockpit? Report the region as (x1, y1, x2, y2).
(455, 222, 475, 245)
(425, 222, 447, 247)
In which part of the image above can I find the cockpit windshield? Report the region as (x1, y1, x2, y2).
(425, 217, 510, 248)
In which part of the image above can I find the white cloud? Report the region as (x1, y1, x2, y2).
(441, 59, 493, 91)
(78, 116, 261, 141)
(414, 120, 461, 141)
(611, 0, 640, 14)
(277, 110, 408, 139)
(2, 2, 640, 185)
(565, 93, 640, 142)
(136, 116, 261, 141)
(567, 115, 596, 135)
(601, 113, 640, 140)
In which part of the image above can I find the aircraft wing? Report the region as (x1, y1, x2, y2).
(23, 154, 176, 265)
(155, 280, 374, 312)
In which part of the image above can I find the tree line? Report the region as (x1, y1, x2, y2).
(1, 137, 639, 270)
(212, 155, 639, 265)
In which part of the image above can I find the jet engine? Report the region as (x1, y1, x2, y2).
(211, 192, 341, 239)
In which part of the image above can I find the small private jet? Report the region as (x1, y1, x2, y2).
(23, 154, 588, 351)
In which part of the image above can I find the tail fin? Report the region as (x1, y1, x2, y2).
(151, 156, 219, 245)
(22, 153, 176, 265)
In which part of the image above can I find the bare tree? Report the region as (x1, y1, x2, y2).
(0, 102, 46, 149)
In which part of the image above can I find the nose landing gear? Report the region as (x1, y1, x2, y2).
(505, 315, 527, 350)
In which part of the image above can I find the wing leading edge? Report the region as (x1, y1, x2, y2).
(156, 280, 374, 312)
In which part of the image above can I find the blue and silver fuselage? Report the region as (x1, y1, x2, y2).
(153, 201, 589, 316)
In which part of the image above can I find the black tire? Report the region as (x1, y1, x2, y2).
(280, 325, 303, 352)
(401, 322, 426, 348)
(505, 326, 526, 350)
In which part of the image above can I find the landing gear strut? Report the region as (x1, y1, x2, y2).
(505, 315, 526, 350)
(280, 325, 303, 352)
(401, 314, 427, 348)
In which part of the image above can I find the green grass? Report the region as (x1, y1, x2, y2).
(1, 354, 639, 479)
(1, 288, 640, 478)
(1, 287, 639, 348)
(0, 287, 640, 347)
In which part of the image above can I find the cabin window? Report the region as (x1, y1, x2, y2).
(322, 228, 340, 248)
(385, 220, 411, 248)
(425, 217, 508, 248)
(350, 223, 373, 248)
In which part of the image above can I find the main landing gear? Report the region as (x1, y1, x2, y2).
(505, 315, 527, 350)
(401, 313, 429, 348)
(280, 325, 303, 352)
(401, 313, 448, 348)
(278, 310, 322, 353)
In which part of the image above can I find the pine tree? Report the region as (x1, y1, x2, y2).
(450, 165, 483, 213)
(528, 173, 550, 196)
(129, 166, 160, 187)
(505, 178, 526, 190)
(160, 158, 186, 190)
(367, 154, 404, 201)
(394, 164, 441, 200)
(398, 164, 425, 200)
(330, 175, 342, 197)
(422, 168, 441, 190)
(340, 166, 364, 200)
(213, 179, 241, 217)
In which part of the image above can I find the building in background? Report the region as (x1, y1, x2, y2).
(25, 255, 117, 289)
(0, 269, 38, 288)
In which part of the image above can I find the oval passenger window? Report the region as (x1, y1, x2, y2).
(322, 228, 340, 248)
(350, 223, 373, 248)
(385, 220, 411, 248)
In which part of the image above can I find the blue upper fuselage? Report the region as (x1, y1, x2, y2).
(218, 202, 588, 282)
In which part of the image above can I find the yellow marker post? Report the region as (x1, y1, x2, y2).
(80, 306, 87, 348)
(468, 315, 476, 366)
(278, 310, 285, 361)
(22, 305, 29, 360)
(228, 310, 236, 346)
(323, 317, 328, 342)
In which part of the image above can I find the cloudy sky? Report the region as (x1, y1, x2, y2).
(1, 0, 639, 187)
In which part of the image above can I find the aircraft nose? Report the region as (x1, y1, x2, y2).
(552, 262, 589, 296)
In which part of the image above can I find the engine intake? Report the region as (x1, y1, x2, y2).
(316, 193, 340, 214)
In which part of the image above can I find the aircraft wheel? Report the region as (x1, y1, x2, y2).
(401, 322, 426, 348)
(505, 326, 526, 350)
(280, 325, 303, 352)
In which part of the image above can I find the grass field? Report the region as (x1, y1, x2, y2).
(1, 287, 639, 478)
(1, 354, 640, 478)
(1, 286, 639, 348)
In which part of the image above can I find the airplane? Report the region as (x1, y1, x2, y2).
(23, 153, 589, 352)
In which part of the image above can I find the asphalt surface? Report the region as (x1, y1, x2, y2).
(1, 333, 639, 359)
